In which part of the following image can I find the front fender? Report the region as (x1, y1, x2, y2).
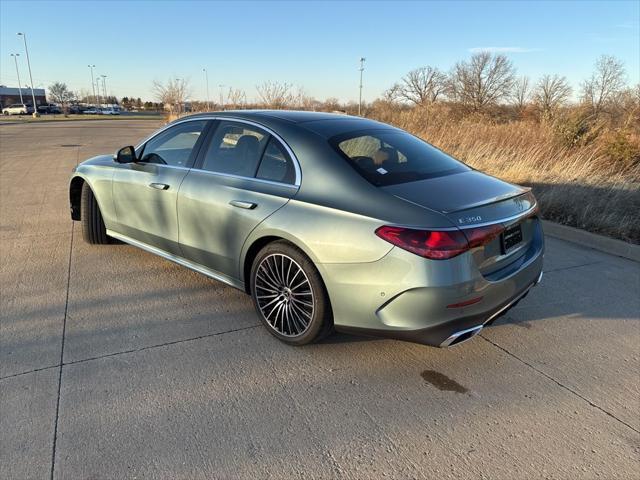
(69, 164, 116, 228)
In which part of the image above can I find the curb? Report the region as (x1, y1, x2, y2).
(542, 220, 640, 263)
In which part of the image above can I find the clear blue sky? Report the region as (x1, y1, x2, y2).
(1, 0, 638, 102)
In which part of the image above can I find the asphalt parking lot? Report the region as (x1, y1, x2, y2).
(1, 120, 639, 479)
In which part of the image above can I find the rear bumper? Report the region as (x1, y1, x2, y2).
(321, 219, 544, 347)
(337, 270, 541, 347)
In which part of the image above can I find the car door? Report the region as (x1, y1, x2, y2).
(112, 119, 210, 255)
(178, 119, 299, 281)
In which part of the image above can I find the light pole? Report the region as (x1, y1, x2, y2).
(203, 68, 210, 111)
(17, 32, 39, 117)
(101, 75, 108, 105)
(10, 54, 24, 105)
(88, 64, 97, 106)
(218, 84, 226, 110)
(358, 57, 366, 116)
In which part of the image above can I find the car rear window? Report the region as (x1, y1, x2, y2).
(331, 130, 469, 186)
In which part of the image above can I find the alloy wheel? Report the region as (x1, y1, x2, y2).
(254, 253, 314, 337)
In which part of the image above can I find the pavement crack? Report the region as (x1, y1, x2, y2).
(543, 261, 602, 274)
(0, 364, 60, 381)
(0, 324, 262, 382)
(50, 221, 74, 480)
(479, 334, 640, 435)
(63, 324, 261, 367)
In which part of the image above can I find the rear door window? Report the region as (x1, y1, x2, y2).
(255, 138, 296, 184)
(200, 121, 269, 177)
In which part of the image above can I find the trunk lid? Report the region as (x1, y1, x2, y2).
(383, 171, 538, 275)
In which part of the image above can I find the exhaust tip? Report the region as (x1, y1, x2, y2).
(440, 325, 483, 348)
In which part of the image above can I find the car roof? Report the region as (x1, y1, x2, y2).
(185, 110, 396, 139)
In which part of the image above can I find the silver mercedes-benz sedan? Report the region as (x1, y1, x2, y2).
(69, 110, 543, 347)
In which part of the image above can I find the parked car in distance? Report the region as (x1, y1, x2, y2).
(68, 105, 87, 114)
(83, 107, 101, 114)
(69, 111, 544, 348)
(37, 103, 62, 114)
(101, 107, 120, 115)
(2, 103, 33, 115)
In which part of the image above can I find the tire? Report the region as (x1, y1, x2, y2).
(80, 182, 109, 244)
(250, 240, 333, 346)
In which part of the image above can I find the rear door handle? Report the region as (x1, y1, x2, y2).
(229, 200, 257, 210)
(149, 183, 170, 190)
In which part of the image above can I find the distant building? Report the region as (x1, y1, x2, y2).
(0, 86, 47, 108)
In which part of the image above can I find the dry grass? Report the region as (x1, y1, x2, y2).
(369, 107, 640, 244)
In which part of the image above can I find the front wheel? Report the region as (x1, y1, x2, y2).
(80, 182, 109, 244)
(250, 241, 333, 346)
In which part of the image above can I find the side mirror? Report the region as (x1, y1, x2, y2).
(115, 146, 136, 163)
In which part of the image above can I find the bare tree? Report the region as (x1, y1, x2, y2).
(398, 66, 448, 105)
(256, 81, 294, 109)
(581, 55, 627, 116)
(449, 52, 516, 111)
(382, 83, 401, 103)
(48, 82, 75, 113)
(512, 76, 531, 113)
(152, 77, 190, 115)
(226, 87, 247, 109)
(534, 74, 572, 116)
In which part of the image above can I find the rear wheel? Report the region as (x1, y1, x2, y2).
(80, 182, 109, 244)
(250, 241, 333, 345)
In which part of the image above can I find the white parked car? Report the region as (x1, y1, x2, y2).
(2, 104, 33, 115)
(83, 107, 101, 114)
(101, 107, 120, 115)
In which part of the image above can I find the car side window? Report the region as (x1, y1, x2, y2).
(140, 120, 207, 167)
(256, 138, 296, 184)
(200, 121, 269, 177)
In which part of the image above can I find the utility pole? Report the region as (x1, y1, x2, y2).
(101, 75, 108, 105)
(88, 64, 96, 105)
(203, 68, 210, 111)
(358, 57, 366, 116)
(218, 84, 226, 110)
(17, 32, 39, 117)
(10, 54, 24, 105)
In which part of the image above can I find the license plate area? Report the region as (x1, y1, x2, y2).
(501, 223, 523, 253)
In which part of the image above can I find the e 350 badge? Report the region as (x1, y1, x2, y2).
(458, 215, 482, 225)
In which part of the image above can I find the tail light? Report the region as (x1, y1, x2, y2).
(375, 224, 505, 260)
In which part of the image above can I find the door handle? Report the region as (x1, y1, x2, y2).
(229, 200, 257, 210)
(149, 183, 170, 190)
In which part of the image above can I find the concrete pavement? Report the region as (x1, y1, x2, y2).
(1, 120, 638, 479)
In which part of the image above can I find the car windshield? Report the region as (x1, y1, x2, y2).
(331, 130, 469, 186)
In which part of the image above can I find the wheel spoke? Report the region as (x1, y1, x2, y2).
(258, 265, 280, 290)
(285, 257, 293, 285)
(291, 279, 310, 292)
(289, 304, 308, 332)
(291, 299, 312, 320)
(292, 297, 313, 308)
(257, 293, 278, 299)
(260, 295, 283, 311)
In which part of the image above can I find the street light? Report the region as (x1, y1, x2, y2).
(17, 32, 39, 117)
(358, 57, 366, 116)
(202, 68, 211, 111)
(88, 64, 97, 106)
(101, 75, 108, 106)
(10, 54, 24, 105)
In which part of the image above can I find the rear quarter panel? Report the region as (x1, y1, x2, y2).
(243, 199, 394, 266)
